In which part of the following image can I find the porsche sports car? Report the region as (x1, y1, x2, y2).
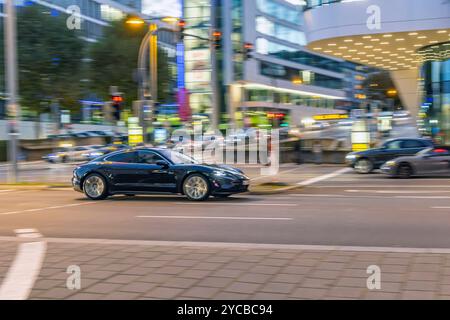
(72, 148, 250, 201)
(380, 146, 450, 178)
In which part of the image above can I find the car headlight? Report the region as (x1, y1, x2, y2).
(89, 152, 103, 157)
(213, 170, 227, 177)
(345, 154, 359, 160)
(385, 160, 396, 166)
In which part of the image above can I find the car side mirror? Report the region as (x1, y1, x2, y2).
(156, 160, 169, 168)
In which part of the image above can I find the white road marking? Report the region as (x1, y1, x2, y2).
(3, 235, 450, 254)
(346, 190, 450, 194)
(0, 189, 13, 193)
(431, 207, 450, 209)
(136, 215, 293, 221)
(277, 194, 450, 200)
(0, 229, 46, 300)
(0, 202, 98, 215)
(396, 196, 450, 199)
(250, 166, 303, 181)
(314, 185, 450, 188)
(297, 168, 352, 187)
(176, 202, 297, 207)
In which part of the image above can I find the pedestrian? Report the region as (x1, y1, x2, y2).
(312, 140, 323, 165)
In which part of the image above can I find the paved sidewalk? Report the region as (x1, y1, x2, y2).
(1, 238, 450, 300)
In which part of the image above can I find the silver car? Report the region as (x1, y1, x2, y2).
(381, 147, 450, 178)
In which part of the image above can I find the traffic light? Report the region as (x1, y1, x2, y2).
(178, 19, 186, 41)
(243, 42, 253, 60)
(111, 94, 123, 121)
(212, 31, 222, 49)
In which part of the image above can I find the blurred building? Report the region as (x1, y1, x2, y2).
(182, 0, 369, 129)
(0, 0, 178, 117)
(302, 0, 450, 144)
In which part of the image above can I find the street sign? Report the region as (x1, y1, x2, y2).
(128, 117, 143, 146)
(313, 114, 348, 121)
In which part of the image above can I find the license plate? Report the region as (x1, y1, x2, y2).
(242, 180, 250, 186)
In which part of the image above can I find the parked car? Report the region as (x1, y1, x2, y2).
(381, 146, 450, 178)
(72, 148, 250, 201)
(45, 146, 100, 163)
(345, 138, 434, 173)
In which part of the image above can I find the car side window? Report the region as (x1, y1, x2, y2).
(385, 140, 402, 149)
(138, 151, 164, 164)
(105, 151, 137, 163)
(401, 140, 424, 149)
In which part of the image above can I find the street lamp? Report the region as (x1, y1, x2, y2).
(125, 15, 180, 142)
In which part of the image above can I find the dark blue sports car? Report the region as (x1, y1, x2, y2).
(72, 148, 250, 201)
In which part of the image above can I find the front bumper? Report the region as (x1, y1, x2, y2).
(380, 164, 396, 176)
(72, 176, 83, 192)
(211, 178, 250, 195)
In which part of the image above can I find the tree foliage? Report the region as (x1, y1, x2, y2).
(16, 5, 85, 112)
(89, 19, 173, 106)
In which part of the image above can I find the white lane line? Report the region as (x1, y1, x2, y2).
(0, 229, 46, 300)
(176, 203, 297, 207)
(431, 207, 450, 209)
(297, 168, 352, 187)
(0, 189, 13, 193)
(136, 215, 293, 221)
(346, 190, 450, 194)
(0, 202, 98, 215)
(396, 196, 450, 199)
(315, 185, 450, 188)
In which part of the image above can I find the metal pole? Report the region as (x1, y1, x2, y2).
(4, 0, 19, 183)
(149, 23, 158, 104)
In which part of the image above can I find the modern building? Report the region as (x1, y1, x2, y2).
(0, 0, 178, 118)
(302, 0, 450, 144)
(182, 0, 368, 130)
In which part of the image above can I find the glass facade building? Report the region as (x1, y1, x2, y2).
(418, 42, 450, 145)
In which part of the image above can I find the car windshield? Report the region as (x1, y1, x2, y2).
(160, 150, 199, 164)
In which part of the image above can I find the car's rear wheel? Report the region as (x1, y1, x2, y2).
(397, 163, 412, 179)
(354, 158, 373, 174)
(183, 174, 210, 201)
(83, 174, 108, 200)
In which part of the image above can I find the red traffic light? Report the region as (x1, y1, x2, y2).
(244, 43, 253, 50)
(112, 95, 123, 103)
(178, 20, 186, 28)
(212, 31, 222, 38)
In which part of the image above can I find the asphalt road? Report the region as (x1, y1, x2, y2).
(0, 167, 449, 249)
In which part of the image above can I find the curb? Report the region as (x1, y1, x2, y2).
(248, 184, 301, 195)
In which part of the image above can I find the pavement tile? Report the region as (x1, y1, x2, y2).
(237, 273, 273, 284)
(101, 291, 141, 300)
(68, 293, 104, 300)
(35, 287, 75, 299)
(33, 279, 64, 290)
(194, 262, 223, 271)
(197, 277, 233, 288)
(83, 270, 117, 280)
(125, 267, 158, 276)
(401, 290, 436, 300)
(106, 274, 140, 284)
(182, 286, 219, 299)
(259, 258, 290, 267)
(251, 292, 288, 300)
(260, 282, 296, 294)
(404, 280, 437, 291)
(270, 273, 304, 284)
(180, 269, 213, 279)
(363, 292, 399, 300)
(84, 282, 122, 294)
(290, 288, 327, 299)
(119, 282, 157, 293)
(309, 269, 341, 280)
(211, 268, 244, 278)
(225, 282, 262, 294)
(164, 277, 199, 289)
(214, 292, 250, 300)
(300, 277, 335, 289)
(144, 287, 184, 299)
(327, 286, 365, 299)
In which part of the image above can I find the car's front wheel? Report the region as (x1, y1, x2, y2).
(83, 174, 108, 200)
(397, 163, 413, 179)
(183, 174, 210, 201)
(354, 158, 373, 174)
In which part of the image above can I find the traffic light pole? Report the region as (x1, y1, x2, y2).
(4, 0, 19, 183)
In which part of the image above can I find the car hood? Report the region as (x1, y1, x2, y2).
(198, 163, 248, 178)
